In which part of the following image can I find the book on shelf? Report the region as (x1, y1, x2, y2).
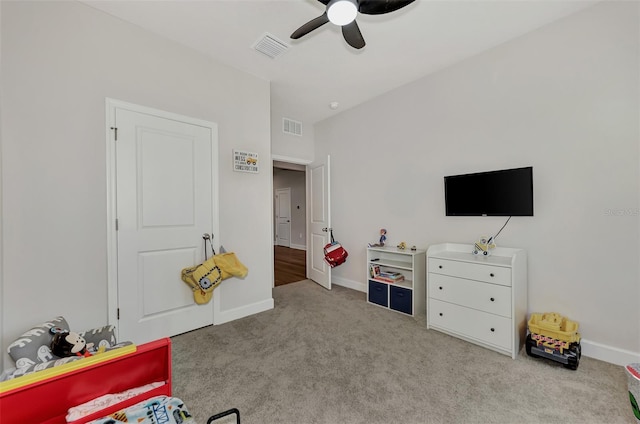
(374, 272, 405, 283)
(370, 264, 381, 278)
(374, 276, 405, 284)
(378, 271, 402, 279)
(370, 265, 405, 283)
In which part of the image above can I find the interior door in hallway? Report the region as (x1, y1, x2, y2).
(275, 188, 291, 247)
(109, 101, 218, 344)
(308, 155, 331, 290)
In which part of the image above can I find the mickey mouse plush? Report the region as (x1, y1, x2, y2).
(50, 330, 92, 358)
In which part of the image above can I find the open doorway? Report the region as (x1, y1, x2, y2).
(273, 161, 307, 286)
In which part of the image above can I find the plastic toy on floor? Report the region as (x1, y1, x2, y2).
(526, 312, 581, 370)
(627, 363, 640, 423)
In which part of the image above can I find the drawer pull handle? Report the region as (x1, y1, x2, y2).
(439, 286, 443, 290)
(439, 313, 443, 317)
(490, 273, 495, 277)
(490, 297, 495, 302)
(490, 328, 495, 332)
(439, 265, 443, 269)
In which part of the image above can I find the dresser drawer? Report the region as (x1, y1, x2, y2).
(428, 258, 511, 286)
(428, 273, 512, 318)
(428, 299, 512, 350)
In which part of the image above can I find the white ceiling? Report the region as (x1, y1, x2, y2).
(83, 0, 598, 124)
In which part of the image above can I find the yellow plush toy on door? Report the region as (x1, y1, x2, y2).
(213, 252, 249, 280)
(181, 252, 248, 305)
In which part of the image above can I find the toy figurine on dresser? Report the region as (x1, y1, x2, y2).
(473, 236, 496, 256)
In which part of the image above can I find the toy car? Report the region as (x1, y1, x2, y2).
(525, 312, 581, 370)
(473, 236, 496, 256)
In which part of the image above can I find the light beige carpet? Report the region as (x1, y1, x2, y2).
(171, 280, 634, 424)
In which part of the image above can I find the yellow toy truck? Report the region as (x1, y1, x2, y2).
(526, 312, 581, 370)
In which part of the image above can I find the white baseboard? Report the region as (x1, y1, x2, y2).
(332, 276, 366, 293)
(213, 297, 274, 325)
(328, 277, 640, 367)
(580, 339, 640, 366)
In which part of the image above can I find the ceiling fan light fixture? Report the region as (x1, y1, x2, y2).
(327, 0, 358, 26)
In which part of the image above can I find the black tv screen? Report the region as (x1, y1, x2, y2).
(444, 167, 534, 216)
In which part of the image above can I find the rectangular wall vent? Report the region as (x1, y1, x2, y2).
(253, 33, 289, 59)
(283, 118, 302, 136)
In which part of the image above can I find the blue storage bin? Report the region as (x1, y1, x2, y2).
(368, 280, 388, 307)
(390, 286, 412, 315)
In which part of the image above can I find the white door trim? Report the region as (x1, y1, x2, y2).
(271, 154, 312, 166)
(105, 98, 220, 334)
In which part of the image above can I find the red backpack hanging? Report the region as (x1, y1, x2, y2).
(324, 229, 348, 268)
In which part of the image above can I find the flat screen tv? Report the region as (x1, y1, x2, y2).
(444, 167, 533, 216)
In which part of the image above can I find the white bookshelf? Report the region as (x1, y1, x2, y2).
(366, 246, 426, 317)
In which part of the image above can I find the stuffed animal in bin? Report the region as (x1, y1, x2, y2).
(50, 330, 92, 358)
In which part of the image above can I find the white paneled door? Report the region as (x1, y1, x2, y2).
(275, 188, 291, 247)
(108, 100, 218, 344)
(308, 155, 331, 290)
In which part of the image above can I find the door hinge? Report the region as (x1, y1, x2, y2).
(115, 218, 119, 231)
(110, 126, 118, 141)
(117, 308, 120, 320)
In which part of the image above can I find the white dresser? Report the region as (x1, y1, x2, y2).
(426, 243, 527, 359)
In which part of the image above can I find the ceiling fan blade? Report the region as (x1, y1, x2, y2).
(358, 0, 415, 15)
(342, 20, 365, 49)
(291, 12, 330, 39)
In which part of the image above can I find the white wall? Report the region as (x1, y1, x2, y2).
(316, 1, 639, 365)
(1, 1, 273, 369)
(271, 91, 315, 163)
(0, 0, 4, 370)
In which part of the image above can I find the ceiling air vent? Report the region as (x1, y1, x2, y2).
(253, 33, 289, 59)
(283, 118, 302, 136)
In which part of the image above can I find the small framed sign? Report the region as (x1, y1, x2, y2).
(233, 149, 259, 173)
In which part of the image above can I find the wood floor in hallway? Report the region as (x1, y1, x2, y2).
(274, 246, 306, 286)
